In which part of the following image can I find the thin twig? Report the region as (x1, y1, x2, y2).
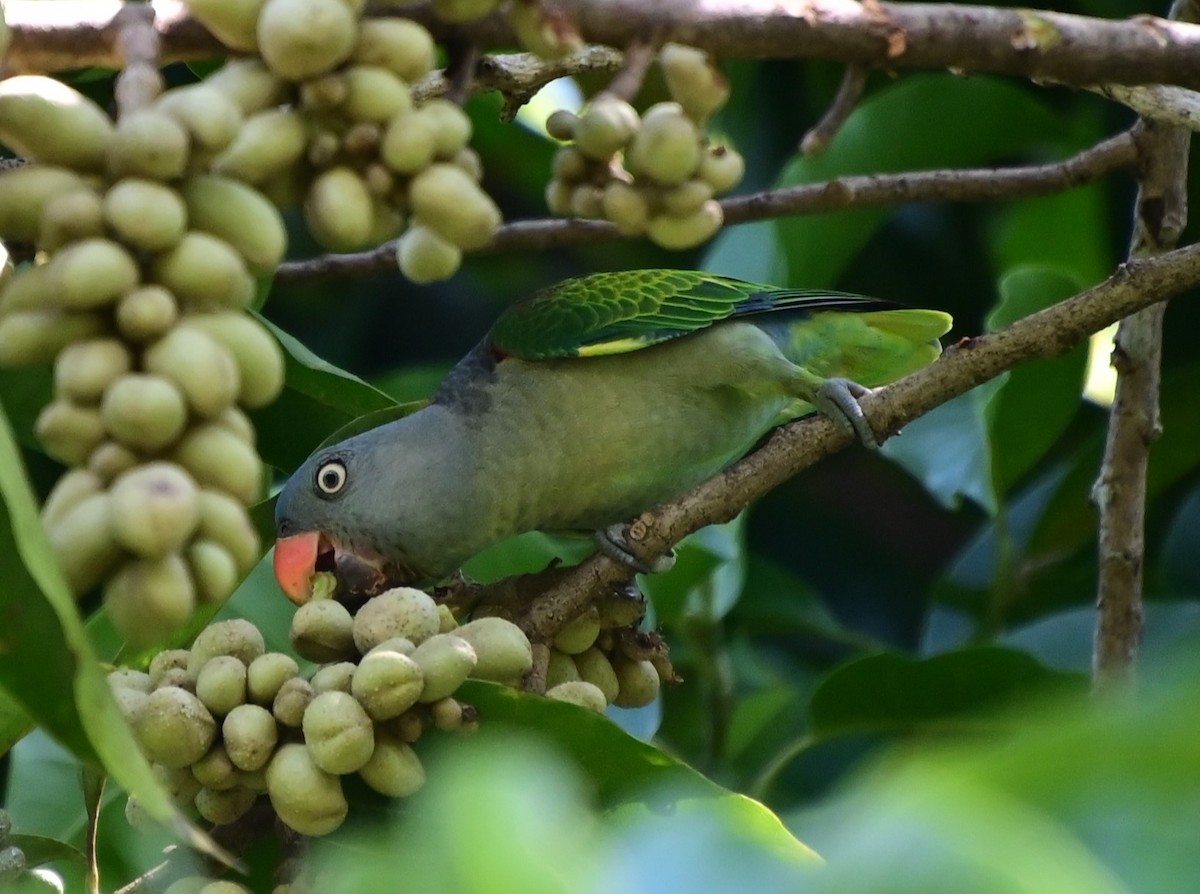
(1092, 123, 1191, 688)
(442, 38, 480, 106)
(600, 39, 657, 102)
(800, 64, 869, 155)
(513, 240, 1200, 640)
(276, 130, 1139, 282)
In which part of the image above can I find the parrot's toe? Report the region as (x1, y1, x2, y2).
(595, 524, 677, 574)
(814, 377, 879, 449)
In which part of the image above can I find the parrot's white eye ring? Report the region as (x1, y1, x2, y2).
(315, 460, 348, 496)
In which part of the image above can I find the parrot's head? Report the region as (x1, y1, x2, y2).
(273, 436, 418, 605)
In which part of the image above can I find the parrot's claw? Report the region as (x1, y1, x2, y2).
(595, 524, 677, 574)
(814, 377, 878, 449)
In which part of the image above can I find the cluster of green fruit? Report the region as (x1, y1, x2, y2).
(114, 587, 535, 839)
(161, 878, 251, 894)
(0, 809, 63, 893)
(0, 72, 286, 645)
(544, 43, 744, 249)
(183, 0, 501, 282)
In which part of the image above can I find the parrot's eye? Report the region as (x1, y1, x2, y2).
(315, 459, 348, 496)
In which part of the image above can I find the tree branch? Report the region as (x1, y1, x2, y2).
(9, 1, 1200, 91)
(799, 64, 868, 156)
(1092, 120, 1190, 694)
(276, 130, 1139, 282)
(513, 240, 1200, 639)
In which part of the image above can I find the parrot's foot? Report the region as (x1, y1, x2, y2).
(595, 524, 677, 575)
(814, 377, 879, 449)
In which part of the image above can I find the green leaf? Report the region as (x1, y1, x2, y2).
(808, 647, 1085, 739)
(250, 319, 398, 473)
(0, 398, 228, 863)
(775, 75, 1063, 287)
(11, 834, 86, 869)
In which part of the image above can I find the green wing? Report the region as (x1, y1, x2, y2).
(489, 270, 898, 361)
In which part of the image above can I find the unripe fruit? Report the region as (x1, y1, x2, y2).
(310, 661, 356, 694)
(187, 539, 240, 604)
(552, 608, 600, 654)
(195, 785, 257, 825)
(662, 179, 714, 216)
(0, 310, 105, 366)
(659, 43, 730, 123)
(302, 690, 375, 774)
(189, 619, 266, 675)
(0, 165, 89, 242)
(698, 145, 745, 194)
(195, 655, 249, 716)
(417, 99, 473, 158)
(88, 440, 138, 483)
(181, 176, 287, 273)
(290, 599, 357, 663)
(223, 703, 279, 771)
(408, 164, 501, 250)
(544, 179, 573, 216)
(182, 313, 285, 408)
(197, 488, 261, 572)
(547, 680, 607, 713)
(35, 400, 105, 466)
(0, 264, 54, 316)
(131, 686, 216, 767)
(432, 0, 498, 22)
(112, 686, 148, 723)
(273, 677, 315, 728)
(172, 423, 262, 504)
(545, 649, 580, 689)
(49, 238, 139, 310)
(213, 406, 256, 445)
(103, 179, 188, 252)
(153, 231, 254, 310)
(628, 103, 701, 185)
(357, 734, 425, 797)
(54, 339, 132, 404)
(105, 554, 197, 646)
(429, 696, 463, 731)
(352, 587, 440, 653)
(266, 743, 348, 836)
(246, 652, 300, 705)
(110, 462, 200, 559)
(389, 707, 426, 742)
(191, 743, 239, 791)
(257, 0, 358, 80)
(456, 617, 534, 684)
(185, 0, 268, 52)
(510, 0, 582, 57)
(412, 633, 477, 702)
(0, 76, 114, 171)
(343, 66, 413, 123)
(546, 109, 579, 141)
(145, 327, 241, 419)
(351, 650, 424, 720)
(438, 603, 459, 632)
(108, 109, 190, 180)
(212, 108, 307, 183)
(206, 59, 285, 114)
(149, 649, 191, 688)
(569, 185, 604, 219)
(602, 181, 649, 235)
(396, 223, 461, 284)
(116, 285, 178, 342)
(573, 647, 619, 703)
(612, 656, 661, 707)
(155, 667, 194, 692)
(39, 187, 104, 250)
(305, 167, 375, 253)
(574, 97, 639, 161)
(645, 199, 723, 249)
(155, 85, 242, 152)
(366, 637, 415, 657)
(41, 468, 103, 529)
(380, 110, 437, 174)
(100, 373, 188, 451)
(353, 20, 437, 82)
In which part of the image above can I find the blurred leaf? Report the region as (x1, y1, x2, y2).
(0, 367, 52, 452)
(11, 834, 86, 869)
(776, 76, 1063, 287)
(984, 266, 1087, 494)
(0, 685, 30, 755)
(642, 518, 745, 624)
(250, 319, 399, 473)
(808, 647, 1084, 739)
(0, 399, 222, 862)
(991, 183, 1113, 289)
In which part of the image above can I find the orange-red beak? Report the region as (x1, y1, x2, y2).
(273, 531, 323, 604)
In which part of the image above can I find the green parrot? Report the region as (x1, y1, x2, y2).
(273, 269, 951, 603)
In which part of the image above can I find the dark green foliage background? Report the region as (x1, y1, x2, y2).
(4, 0, 1200, 888)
